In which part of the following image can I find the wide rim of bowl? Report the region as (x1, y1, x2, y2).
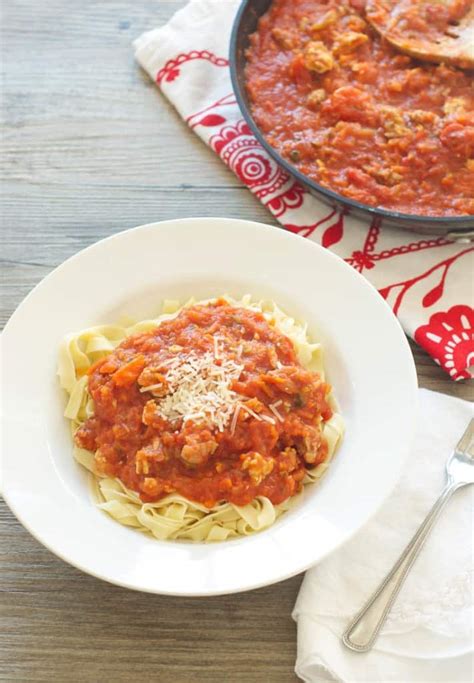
(229, 0, 472, 229)
(1, 217, 419, 595)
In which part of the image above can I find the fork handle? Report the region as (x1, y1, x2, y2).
(342, 481, 460, 652)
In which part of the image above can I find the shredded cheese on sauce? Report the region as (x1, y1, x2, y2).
(213, 336, 220, 360)
(139, 383, 164, 394)
(239, 403, 262, 421)
(269, 401, 284, 423)
(230, 403, 241, 436)
(228, 401, 277, 435)
(143, 350, 244, 432)
(260, 414, 277, 425)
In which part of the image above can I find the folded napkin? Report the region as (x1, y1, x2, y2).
(293, 389, 473, 683)
(134, 0, 474, 382)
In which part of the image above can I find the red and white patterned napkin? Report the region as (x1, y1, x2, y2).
(134, 0, 474, 381)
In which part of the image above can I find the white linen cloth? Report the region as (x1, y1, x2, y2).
(293, 389, 473, 683)
(134, 0, 474, 382)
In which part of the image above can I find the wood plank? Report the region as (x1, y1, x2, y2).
(2, 0, 233, 189)
(0, 498, 301, 683)
(409, 340, 473, 400)
(1, 185, 272, 270)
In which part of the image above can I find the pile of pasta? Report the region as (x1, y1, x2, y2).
(58, 296, 344, 542)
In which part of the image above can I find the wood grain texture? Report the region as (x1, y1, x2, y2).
(1, 1, 472, 681)
(0, 510, 302, 683)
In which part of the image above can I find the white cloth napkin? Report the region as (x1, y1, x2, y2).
(134, 0, 474, 382)
(293, 389, 473, 683)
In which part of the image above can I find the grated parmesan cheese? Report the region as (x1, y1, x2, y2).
(148, 350, 244, 432)
(230, 403, 241, 435)
(213, 336, 220, 360)
(239, 403, 263, 421)
(229, 401, 277, 435)
(139, 382, 164, 394)
(269, 400, 284, 423)
(260, 414, 276, 425)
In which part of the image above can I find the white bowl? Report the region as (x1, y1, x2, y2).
(1, 217, 417, 595)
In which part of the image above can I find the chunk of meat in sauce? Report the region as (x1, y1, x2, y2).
(181, 433, 218, 466)
(304, 41, 335, 73)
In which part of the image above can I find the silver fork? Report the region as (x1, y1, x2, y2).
(342, 418, 474, 652)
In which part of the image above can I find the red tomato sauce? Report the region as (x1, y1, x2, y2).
(245, 0, 474, 216)
(75, 301, 332, 508)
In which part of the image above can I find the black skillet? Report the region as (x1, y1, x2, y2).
(229, 0, 474, 237)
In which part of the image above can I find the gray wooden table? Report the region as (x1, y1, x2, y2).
(1, 2, 472, 681)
